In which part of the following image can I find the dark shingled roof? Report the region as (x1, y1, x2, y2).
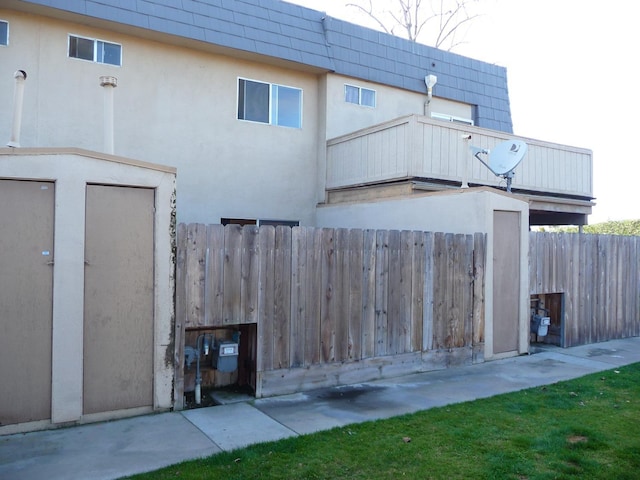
(16, 0, 513, 132)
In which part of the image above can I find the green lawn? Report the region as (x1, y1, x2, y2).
(125, 363, 640, 480)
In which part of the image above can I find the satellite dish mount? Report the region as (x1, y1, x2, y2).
(470, 140, 527, 193)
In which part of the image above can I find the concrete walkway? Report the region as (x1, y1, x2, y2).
(1, 337, 639, 480)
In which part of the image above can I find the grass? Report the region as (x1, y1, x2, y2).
(125, 363, 640, 480)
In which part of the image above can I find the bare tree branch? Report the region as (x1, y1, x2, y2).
(346, 0, 393, 35)
(345, 0, 483, 51)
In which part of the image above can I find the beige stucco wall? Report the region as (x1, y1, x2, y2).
(316, 188, 530, 360)
(324, 74, 474, 139)
(0, 148, 175, 434)
(0, 9, 320, 226)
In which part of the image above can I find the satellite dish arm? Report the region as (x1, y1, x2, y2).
(471, 147, 499, 176)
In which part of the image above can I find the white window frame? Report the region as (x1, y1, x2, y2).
(237, 78, 303, 129)
(431, 112, 474, 126)
(68, 34, 122, 66)
(0, 20, 8, 46)
(344, 84, 376, 107)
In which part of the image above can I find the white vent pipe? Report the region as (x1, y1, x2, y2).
(7, 70, 27, 148)
(99, 75, 117, 154)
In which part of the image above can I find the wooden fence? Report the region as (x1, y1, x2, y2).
(175, 224, 486, 400)
(529, 233, 640, 347)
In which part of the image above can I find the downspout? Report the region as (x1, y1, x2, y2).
(7, 70, 27, 147)
(99, 76, 117, 155)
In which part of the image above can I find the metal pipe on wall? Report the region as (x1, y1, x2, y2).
(99, 76, 117, 155)
(7, 70, 27, 148)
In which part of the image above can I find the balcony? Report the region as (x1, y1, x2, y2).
(326, 115, 593, 225)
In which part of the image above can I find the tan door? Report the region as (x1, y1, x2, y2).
(0, 180, 54, 425)
(83, 185, 154, 414)
(493, 210, 520, 354)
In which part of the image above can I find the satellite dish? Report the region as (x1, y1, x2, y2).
(470, 139, 527, 192)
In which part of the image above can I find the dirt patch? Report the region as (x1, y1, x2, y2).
(567, 435, 588, 444)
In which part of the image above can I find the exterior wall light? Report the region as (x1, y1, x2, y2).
(425, 74, 438, 97)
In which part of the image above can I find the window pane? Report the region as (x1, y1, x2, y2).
(273, 85, 301, 128)
(361, 88, 376, 107)
(69, 36, 95, 61)
(239, 79, 269, 123)
(345, 85, 359, 104)
(259, 219, 299, 227)
(100, 41, 121, 66)
(0, 21, 8, 46)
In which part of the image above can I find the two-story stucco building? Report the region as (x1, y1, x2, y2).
(0, 0, 594, 434)
(1, 0, 593, 228)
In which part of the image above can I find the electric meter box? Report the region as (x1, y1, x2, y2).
(212, 341, 239, 372)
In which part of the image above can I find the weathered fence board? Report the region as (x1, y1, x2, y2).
(173, 223, 188, 409)
(257, 226, 275, 372)
(362, 229, 377, 358)
(472, 233, 486, 348)
(290, 227, 305, 367)
(348, 228, 364, 361)
(305, 228, 323, 366)
(206, 224, 225, 326)
(530, 233, 640, 347)
(223, 225, 242, 325)
(274, 227, 292, 370)
(411, 231, 425, 353)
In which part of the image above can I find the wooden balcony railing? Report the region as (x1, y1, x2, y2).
(326, 115, 592, 199)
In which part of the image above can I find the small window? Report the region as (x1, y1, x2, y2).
(68, 34, 121, 66)
(431, 112, 474, 126)
(238, 78, 302, 128)
(0, 20, 8, 46)
(221, 218, 299, 227)
(345, 84, 376, 107)
(258, 219, 299, 227)
(221, 218, 257, 226)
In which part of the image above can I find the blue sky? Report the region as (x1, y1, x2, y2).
(289, 0, 639, 223)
